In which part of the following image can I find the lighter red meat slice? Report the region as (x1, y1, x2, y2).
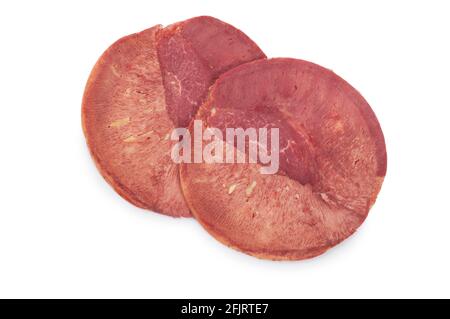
(82, 26, 187, 216)
(82, 17, 265, 217)
(180, 58, 386, 258)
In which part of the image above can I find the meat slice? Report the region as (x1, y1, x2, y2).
(82, 17, 266, 217)
(180, 58, 387, 259)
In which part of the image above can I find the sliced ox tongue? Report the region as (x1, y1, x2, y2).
(83, 18, 387, 260)
(180, 58, 386, 260)
(82, 17, 266, 217)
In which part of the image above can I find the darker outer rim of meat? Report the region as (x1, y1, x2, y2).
(210, 57, 387, 179)
(179, 57, 387, 260)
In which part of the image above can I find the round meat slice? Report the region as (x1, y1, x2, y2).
(180, 58, 387, 259)
(82, 17, 265, 217)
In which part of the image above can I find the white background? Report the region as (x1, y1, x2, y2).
(0, 0, 449, 298)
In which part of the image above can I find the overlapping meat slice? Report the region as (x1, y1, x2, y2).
(82, 17, 266, 217)
(180, 58, 387, 259)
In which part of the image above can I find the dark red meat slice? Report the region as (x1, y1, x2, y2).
(180, 58, 387, 259)
(157, 16, 265, 127)
(82, 17, 266, 217)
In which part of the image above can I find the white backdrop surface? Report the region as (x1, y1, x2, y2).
(0, 0, 449, 298)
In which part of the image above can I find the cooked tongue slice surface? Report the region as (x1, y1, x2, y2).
(180, 58, 386, 258)
(82, 17, 266, 217)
